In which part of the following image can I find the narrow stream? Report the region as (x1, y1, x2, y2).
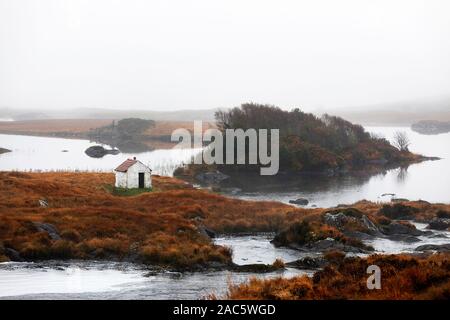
(0, 236, 310, 300)
(1, 226, 448, 299)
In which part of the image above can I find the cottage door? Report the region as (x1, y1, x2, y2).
(138, 172, 145, 188)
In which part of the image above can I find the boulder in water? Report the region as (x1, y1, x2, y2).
(85, 145, 120, 158)
(427, 218, 450, 231)
(0, 147, 11, 154)
(415, 244, 450, 252)
(289, 198, 309, 206)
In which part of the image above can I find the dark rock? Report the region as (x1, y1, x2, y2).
(286, 256, 327, 269)
(427, 218, 450, 231)
(436, 210, 450, 219)
(0, 147, 11, 154)
(232, 263, 282, 273)
(195, 171, 229, 184)
(305, 238, 372, 253)
(381, 222, 424, 237)
(289, 198, 309, 206)
(387, 234, 421, 243)
(61, 150, 69, 152)
(32, 222, 61, 240)
(5, 248, 23, 261)
(85, 145, 120, 158)
(391, 198, 410, 203)
(323, 209, 381, 237)
(415, 244, 450, 252)
(197, 225, 216, 238)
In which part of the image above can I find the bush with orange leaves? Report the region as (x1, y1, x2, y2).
(224, 253, 450, 300)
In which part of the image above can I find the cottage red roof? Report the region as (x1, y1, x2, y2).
(114, 159, 138, 172)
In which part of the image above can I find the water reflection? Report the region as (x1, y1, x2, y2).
(0, 134, 200, 176)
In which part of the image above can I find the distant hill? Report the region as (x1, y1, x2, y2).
(329, 97, 450, 126)
(0, 107, 217, 122)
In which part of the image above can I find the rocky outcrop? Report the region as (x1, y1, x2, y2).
(271, 220, 374, 254)
(197, 225, 216, 239)
(85, 145, 120, 158)
(323, 208, 382, 237)
(0, 147, 11, 155)
(415, 244, 450, 252)
(32, 222, 61, 240)
(427, 218, 450, 231)
(380, 221, 425, 237)
(286, 256, 327, 269)
(289, 198, 309, 206)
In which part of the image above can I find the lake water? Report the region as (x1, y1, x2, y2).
(0, 134, 200, 176)
(0, 236, 310, 300)
(223, 127, 450, 207)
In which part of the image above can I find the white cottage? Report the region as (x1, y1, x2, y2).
(114, 157, 152, 189)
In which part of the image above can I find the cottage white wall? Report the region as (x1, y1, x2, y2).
(116, 162, 151, 189)
(115, 172, 127, 188)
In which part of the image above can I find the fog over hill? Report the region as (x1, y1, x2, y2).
(1, 96, 449, 125)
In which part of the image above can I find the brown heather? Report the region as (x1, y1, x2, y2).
(224, 253, 450, 300)
(1, 172, 449, 274)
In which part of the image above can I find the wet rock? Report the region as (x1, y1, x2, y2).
(306, 238, 372, 253)
(323, 209, 381, 237)
(232, 263, 281, 273)
(5, 248, 23, 261)
(387, 234, 421, 243)
(289, 198, 309, 206)
(0, 147, 11, 154)
(436, 210, 450, 219)
(32, 222, 61, 240)
(427, 218, 450, 231)
(381, 221, 424, 237)
(286, 256, 327, 269)
(85, 145, 120, 158)
(197, 225, 216, 239)
(195, 171, 229, 184)
(415, 244, 450, 252)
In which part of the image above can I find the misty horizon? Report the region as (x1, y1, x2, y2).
(1, 0, 450, 111)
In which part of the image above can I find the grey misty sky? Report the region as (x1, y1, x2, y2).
(0, 0, 449, 111)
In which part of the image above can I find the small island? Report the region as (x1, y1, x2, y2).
(411, 120, 450, 135)
(176, 103, 435, 183)
(0, 147, 11, 155)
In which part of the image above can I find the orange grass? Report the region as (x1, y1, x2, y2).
(0, 172, 295, 268)
(224, 253, 450, 300)
(1, 172, 448, 269)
